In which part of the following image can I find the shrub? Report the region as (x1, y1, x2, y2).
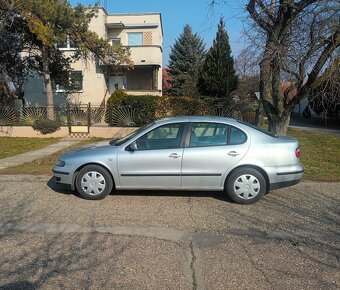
(18, 116, 36, 126)
(156, 96, 209, 118)
(32, 118, 61, 135)
(107, 89, 128, 107)
(0, 118, 34, 126)
(122, 95, 159, 126)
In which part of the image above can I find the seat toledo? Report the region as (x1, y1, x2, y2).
(53, 117, 304, 204)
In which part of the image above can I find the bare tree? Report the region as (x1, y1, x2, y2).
(235, 48, 259, 78)
(309, 58, 340, 125)
(212, 0, 339, 134)
(246, 0, 339, 134)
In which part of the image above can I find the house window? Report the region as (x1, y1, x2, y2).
(111, 38, 121, 46)
(69, 71, 83, 91)
(56, 38, 67, 49)
(56, 35, 77, 50)
(53, 71, 83, 92)
(128, 32, 143, 46)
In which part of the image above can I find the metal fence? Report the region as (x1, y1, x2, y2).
(0, 103, 257, 129)
(0, 106, 67, 126)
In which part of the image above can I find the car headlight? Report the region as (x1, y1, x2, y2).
(56, 160, 65, 167)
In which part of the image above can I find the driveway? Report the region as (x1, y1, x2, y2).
(0, 175, 339, 289)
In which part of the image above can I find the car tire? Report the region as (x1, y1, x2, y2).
(226, 168, 266, 204)
(76, 165, 113, 200)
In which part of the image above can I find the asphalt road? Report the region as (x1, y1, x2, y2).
(0, 175, 339, 289)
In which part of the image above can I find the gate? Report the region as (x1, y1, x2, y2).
(66, 103, 91, 134)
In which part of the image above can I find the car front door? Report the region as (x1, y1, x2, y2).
(117, 122, 185, 189)
(181, 122, 250, 190)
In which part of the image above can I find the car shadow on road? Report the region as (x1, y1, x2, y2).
(115, 189, 230, 202)
(47, 177, 232, 202)
(47, 177, 74, 196)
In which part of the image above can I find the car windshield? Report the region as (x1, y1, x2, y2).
(112, 122, 155, 146)
(237, 120, 278, 138)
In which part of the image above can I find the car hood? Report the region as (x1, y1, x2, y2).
(61, 141, 115, 159)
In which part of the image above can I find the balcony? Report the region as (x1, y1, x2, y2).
(127, 46, 162, 66)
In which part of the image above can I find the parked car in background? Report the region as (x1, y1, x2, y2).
(53, 117, 304, 204)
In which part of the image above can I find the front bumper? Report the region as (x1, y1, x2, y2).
(52, 167, 75, 190)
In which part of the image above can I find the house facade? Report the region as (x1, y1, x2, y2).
(24, 8, 163, 106)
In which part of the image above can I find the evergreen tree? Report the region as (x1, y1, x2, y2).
(198, 18, 238, 100)
(168, 25, 205, 96)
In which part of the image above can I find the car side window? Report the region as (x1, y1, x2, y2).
(136, 123, 184, 150)
(190, 122, 228, 147)
(229, 126, 247, 145)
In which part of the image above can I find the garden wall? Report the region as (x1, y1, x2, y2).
(0, 126, 137, 138)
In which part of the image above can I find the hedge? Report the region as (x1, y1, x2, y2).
(32, 118, 61, 135)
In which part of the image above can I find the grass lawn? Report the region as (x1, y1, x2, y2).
(0, 130, 339, 182)
(0, 138, 106, 175)
(0, 137, 61, 160)
(287, 129, 340, 182)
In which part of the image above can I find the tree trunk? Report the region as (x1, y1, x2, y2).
(267, 113, 291, 135)
(254, 99, 262, 126)
(42, 46, 54, 120)
(259, 36, 294, 135)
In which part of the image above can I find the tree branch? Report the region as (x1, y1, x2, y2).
(247, 0, 272, 32)
(288, 28, 340, 109)
(305, 28, 339, 88)
(293, 0, 318, 15)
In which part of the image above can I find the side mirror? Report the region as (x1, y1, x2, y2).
(109, 139, 117, 145)
(129, 141, 139, 151)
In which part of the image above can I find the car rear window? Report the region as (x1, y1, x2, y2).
(237, 121, 278, 138)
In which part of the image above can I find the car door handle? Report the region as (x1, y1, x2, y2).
(169, 153, 181, 159)
(227, 151, 240, 157)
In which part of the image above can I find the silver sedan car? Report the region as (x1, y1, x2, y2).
(53, 117, 304, 204)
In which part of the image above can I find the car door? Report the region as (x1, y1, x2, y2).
(181, 122, 250, 190)
(117, 122, 185, 189)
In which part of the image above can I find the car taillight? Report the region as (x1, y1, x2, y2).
(295, 147, 301, 158)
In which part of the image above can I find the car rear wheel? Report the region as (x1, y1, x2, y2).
(76, 165, 113, 200)
(226, 168, 266, 204)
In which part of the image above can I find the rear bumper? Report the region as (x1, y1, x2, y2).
(270, 178, 301, 190)
(265, 165, 304, 191)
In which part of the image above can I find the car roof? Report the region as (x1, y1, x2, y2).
(154, 116, 238, 124)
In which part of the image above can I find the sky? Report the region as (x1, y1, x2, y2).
(70, 0, 248, 66)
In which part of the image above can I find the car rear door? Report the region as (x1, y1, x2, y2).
(181, 122, 250, 190)
(117, 122, 185, 189)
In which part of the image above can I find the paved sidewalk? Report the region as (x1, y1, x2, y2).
(289, 120, 340, 136)
(0, 139, 80, 170)
(289, 125, 340, 136)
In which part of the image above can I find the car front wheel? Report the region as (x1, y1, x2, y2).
(76, 165, 113, 200)
(226, 168, 266, 204)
